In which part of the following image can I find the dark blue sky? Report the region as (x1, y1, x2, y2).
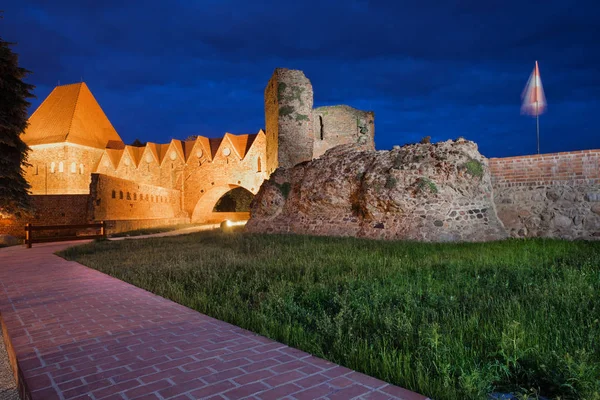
(3, 1, 599, 157)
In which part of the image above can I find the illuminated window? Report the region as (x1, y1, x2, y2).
(58, 162, 64, 173)
(50, 162, 55, 173)
(70, 162, 76, 173)
(79, 164, 84, 174)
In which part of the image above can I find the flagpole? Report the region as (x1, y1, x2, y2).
(536, 101, 540, 154)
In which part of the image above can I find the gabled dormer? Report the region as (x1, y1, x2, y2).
(184, 136, 213, 165)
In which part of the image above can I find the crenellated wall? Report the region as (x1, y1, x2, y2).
(490, 150, 600, 239)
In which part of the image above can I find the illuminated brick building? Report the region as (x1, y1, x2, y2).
(0, 68, 375, 235)
(22, 82, 268, 224)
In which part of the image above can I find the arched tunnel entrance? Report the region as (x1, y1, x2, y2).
(191, 184, 255, 224)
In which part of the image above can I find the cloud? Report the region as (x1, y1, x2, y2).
(2, 0, 599, 156)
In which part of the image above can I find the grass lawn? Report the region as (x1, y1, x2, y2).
(59, 232, 600, 399)
(109, 223, 202, 238)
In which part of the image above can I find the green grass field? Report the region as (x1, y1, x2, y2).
(59, 232, 600, 399)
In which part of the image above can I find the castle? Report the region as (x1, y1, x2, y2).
(0, 69, 376, 235)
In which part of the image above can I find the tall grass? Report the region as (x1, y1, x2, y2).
(59, 233, 600, 399)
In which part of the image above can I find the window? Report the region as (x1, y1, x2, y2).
(127, 192, 131, 200)
(58, 162, 64, 173)
(119, 191, 123, 200)
(34, 165, 38, 175)
(134, 193, 137, 201)
(79, 164, 84, 174)
(319, 116, 324, 140)
(112, 190, 116, 199)
(50, 162, 56, 173)
(257, 157, 262, 173)
(70, 162, 76, 173)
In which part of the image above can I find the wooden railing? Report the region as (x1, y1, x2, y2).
(24, 222, 106, 248)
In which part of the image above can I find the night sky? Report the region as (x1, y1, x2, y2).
(2, 1, 599, 157)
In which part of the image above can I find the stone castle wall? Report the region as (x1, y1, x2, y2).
(0, 195, 90, 237)
(312, 106, 375, 159)
(247, 140, 508, 242)
(264, 69, 375, 170)
(490, 150, 600, 239)
(88, 174, 183, 221)
(265, 69, 314, 171)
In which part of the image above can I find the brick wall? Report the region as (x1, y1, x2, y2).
(490, 150, 600, 239)
(0, 195, 90, 237)
(25, 143, 104, 195)
(489, 150, 600, 186)
(89, 174, 182, 221)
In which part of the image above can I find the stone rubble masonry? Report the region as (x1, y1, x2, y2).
(313, 105, 375, 159)
(489, 150, 600, 239)
(247, 139, 509, 242)
(264, 69, 376, 171)
(265, 68, 314, 171)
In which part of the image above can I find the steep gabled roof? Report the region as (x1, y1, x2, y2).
(23, 82, 123, 149)
(104, 149, 124, 169)
(169, 140, 186, 161)
(143, 143, 160, 164)
(208, 138, 223, 159)
(194, 136, 213, 161)
(123, 146, 143, 167)
(225, 133, 258, 159)
(157, 143, 172, 165)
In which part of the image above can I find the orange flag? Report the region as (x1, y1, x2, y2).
(521, 61, 547, 116)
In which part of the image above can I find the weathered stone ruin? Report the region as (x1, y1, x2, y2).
(246, 139, 509, 242)
(264, 68, 375, 173)
(250, 68, 600, 242)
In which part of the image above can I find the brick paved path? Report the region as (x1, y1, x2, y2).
(0, 242, 428, 400)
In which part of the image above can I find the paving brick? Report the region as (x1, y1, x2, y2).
(222, 381, 269, 399)
(292, 383, 335, 399)
(257, 383, 302, 400)
(0, 243, 427, 400)
(189, 380, 236, 398)
(326, 383, 371, 400)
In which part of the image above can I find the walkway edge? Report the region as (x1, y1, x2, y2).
(1, 312, 31, 400)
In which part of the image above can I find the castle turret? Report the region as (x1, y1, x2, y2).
(264, 68, 314, 172)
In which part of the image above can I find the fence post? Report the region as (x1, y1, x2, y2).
(100, 221, 106, 239)
(25, 223, 32, 248)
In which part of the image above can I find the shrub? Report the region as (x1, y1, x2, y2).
(415, 177, 438, 194)
(464, 159, 484, 178)
(385, 175, 397, 189)
(273, 182, 291, 199)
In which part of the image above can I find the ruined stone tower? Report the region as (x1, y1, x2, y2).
(265, 68, 375, 172)
(264, 69, 314, 172)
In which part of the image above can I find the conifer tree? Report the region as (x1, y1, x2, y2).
(0, 37, 35, 216)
